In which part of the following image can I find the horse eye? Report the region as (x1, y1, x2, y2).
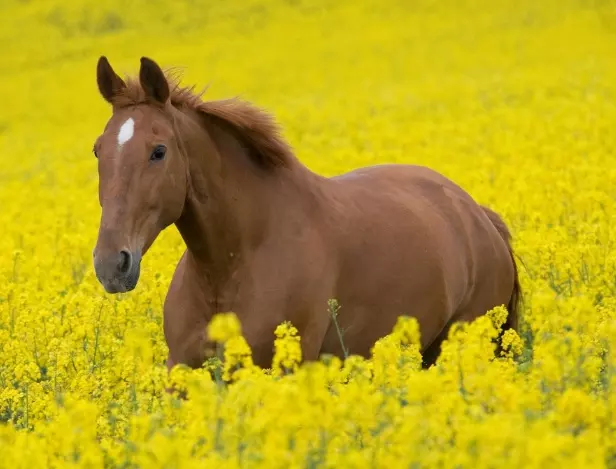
(150, 144, 167, 162)
(92, 147, 98, 158)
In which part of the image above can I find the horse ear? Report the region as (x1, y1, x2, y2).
(96, 56, 126, 103)
(139, 57, 170, 104)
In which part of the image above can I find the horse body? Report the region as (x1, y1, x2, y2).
(92, 56, 520, 373)
(164, 158, 515, 369)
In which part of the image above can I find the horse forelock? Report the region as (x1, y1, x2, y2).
(108, 69, 296, 170)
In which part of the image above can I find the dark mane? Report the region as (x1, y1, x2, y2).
(110, 70, 295, 169)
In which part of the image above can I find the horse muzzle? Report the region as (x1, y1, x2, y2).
(93, 249, 142, 293)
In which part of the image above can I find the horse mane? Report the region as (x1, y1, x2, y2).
(110, 69, 295, 169)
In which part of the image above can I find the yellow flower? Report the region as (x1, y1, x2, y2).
(2, 0, 616, 465)
(221, 335, 256, 382)
(500, 328, 524, 359)
(487, 305, 509, 331)
(207, 312, 242, 343)
(272, 322, 302, 376)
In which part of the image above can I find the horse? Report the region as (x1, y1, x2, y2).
(91, 55, 521, 372)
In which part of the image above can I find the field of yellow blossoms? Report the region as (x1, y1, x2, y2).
(2, 0, 616, 467)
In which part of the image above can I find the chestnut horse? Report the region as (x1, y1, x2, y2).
(92, 56, 521, 371)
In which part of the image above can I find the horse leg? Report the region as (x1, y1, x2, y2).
(421, 321, 453, 368)
(163, 329, 215, 399)
(299, 317, 333, 362)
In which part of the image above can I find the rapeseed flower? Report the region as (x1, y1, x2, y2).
(1, 0, 615, 465)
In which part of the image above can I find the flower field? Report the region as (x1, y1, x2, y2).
(2, 0, 616, 467)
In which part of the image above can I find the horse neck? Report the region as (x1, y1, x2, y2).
(172, 107, 304, 281)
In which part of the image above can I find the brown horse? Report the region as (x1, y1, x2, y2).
(92, 56, 521, 371)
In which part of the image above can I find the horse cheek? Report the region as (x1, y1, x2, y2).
(157, 168, 186, 226)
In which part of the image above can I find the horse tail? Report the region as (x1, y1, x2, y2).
(481, 205, 522, 336)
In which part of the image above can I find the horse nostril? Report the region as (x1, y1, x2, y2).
(118, 250, 132, 274)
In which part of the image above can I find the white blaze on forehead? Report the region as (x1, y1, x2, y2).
(117, 118, 135, 147)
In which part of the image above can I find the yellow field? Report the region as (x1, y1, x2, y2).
(1, 0, 616, 467)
